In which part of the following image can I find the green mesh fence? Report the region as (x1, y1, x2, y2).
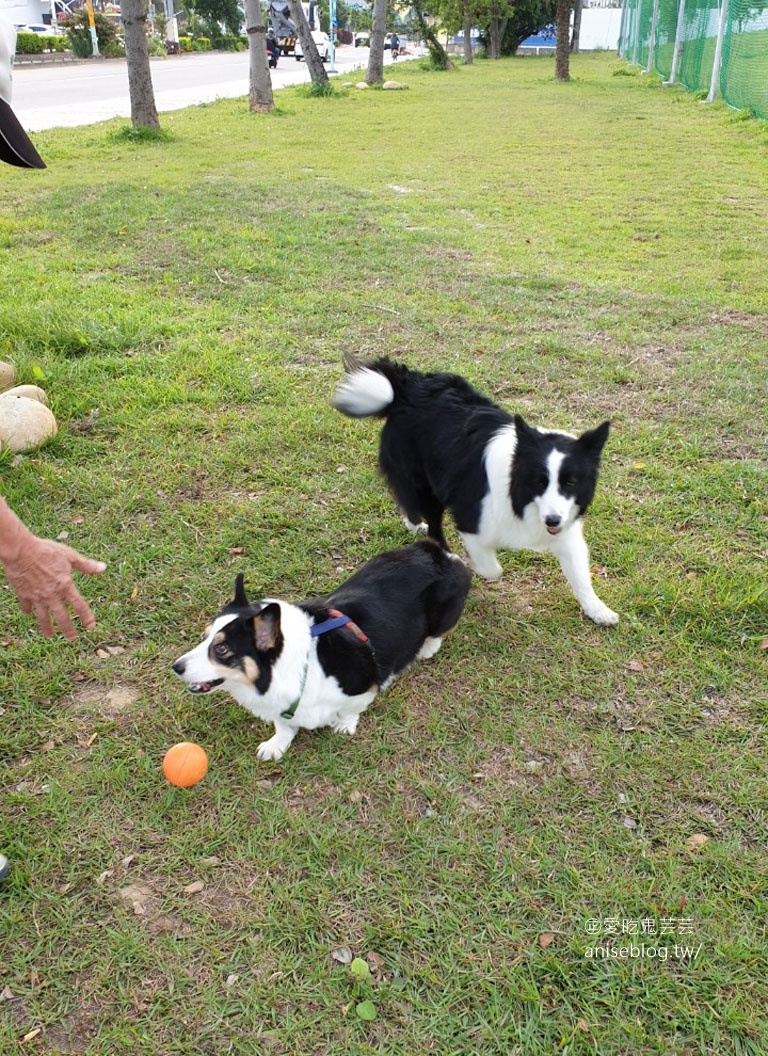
(721, 0, 768, 115)
(654, 0, 682, 79)
(619, 0, 768, 119)
(678, 0, 720, 92)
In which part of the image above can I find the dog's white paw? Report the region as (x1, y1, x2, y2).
(331, 714, 359, 735)
(585, 602, 619, 627)
(403, 516, 428, 534)
(257, 736, 287, 761)
(417, 636, 442, 660)
(471, 559, 503, 581)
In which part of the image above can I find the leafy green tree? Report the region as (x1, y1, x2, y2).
(500, 0, 556, 53)
(412, 0, 453, 67)
(187, 0, 242, 36)
(428, 0, 555, 59)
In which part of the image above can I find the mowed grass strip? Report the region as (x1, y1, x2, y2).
(0, 53, 766, 1055)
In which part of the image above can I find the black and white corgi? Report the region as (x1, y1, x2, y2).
(333, 357, 618, 626)
(172, 540, 471, 760)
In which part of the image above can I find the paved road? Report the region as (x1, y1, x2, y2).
(13, 45, 387, 131)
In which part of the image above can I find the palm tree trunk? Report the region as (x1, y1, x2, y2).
(555, 0, 571, 80)
(120, 0, 160, 128)
(245, 0, 275, 111)
(367, 0, 387, 84)
(286, 0, 329, 85)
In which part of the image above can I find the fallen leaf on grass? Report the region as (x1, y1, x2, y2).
(20, 1028, 42, 1044)
(349, 958, 372, 981)
(184, 880, 205, 895)
(687, 833, 709, 850)
(331, 947, 353, 964)
(624, 659, 644, 672)
(355, 1000, 376, 1021)
(538, 932, 555, 948)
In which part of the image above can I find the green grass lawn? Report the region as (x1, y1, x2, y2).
(1, 53, 766, 1055)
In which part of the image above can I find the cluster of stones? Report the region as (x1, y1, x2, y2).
(0, 361, 58, 453)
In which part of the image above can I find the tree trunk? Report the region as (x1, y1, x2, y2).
(570, 0, 582, 52)
(487, 10, 508, 59)
(286, 0, 329, 85)
(413, 0, 453, 68)
(120, 0, 160, 128)
(554, 0, 571, 80)
(462, 9, 473, 64)
(245, 0, 274, 111)
(367, 0, 387, 84)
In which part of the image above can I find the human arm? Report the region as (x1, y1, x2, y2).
(0, 496, 106, 640)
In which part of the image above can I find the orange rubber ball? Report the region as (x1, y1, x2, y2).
(162, 741, 208, 788)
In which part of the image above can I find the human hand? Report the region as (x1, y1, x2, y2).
(4, 535, 106, 640)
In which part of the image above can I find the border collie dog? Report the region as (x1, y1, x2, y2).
(172, 540, 471, 760)
(333, 357, 618, 626)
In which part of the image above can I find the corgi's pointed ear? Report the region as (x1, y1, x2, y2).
(578, 420, 611, 457)
(251, 603, 282, 652)
(233, 573, 249, 607)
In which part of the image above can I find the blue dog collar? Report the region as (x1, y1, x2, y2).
(280, 610, 369, 720)
(311, 614, 352, 637)
(311, 608, 369, 643)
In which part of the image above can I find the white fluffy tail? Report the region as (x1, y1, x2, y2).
(332, 367, 395, 418)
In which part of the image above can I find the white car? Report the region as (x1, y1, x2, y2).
(294, 29, 329, 62)
(17, 23, 59, 36)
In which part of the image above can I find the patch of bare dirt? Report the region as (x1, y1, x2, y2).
(66, 682, 142, 721)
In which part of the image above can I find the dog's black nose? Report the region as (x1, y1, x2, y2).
(172, 659, 186, 675)
(545, 515, 562, 528)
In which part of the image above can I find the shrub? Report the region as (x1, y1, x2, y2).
(178, 35, 193, 51)
(60, 10, 118, 58)
(103, 38, 126, 58)
(216, 33, 246, 51)
(192, 36, 211, 50)
(15, 32, 45, 54)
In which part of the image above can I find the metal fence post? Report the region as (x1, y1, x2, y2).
(645, 0, 660, 73)
(631, 0, 643, 63)
(664, 0, 687, 85)
(705, 0, 730, 102)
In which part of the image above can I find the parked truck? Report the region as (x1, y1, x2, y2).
(267, 0, 318, 55)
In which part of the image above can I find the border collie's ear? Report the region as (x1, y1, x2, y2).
(578, 421, 611, 457)
(251, 603, 282, 652)
(514, 414, 538, 444)
(232, 573, 249, 607)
